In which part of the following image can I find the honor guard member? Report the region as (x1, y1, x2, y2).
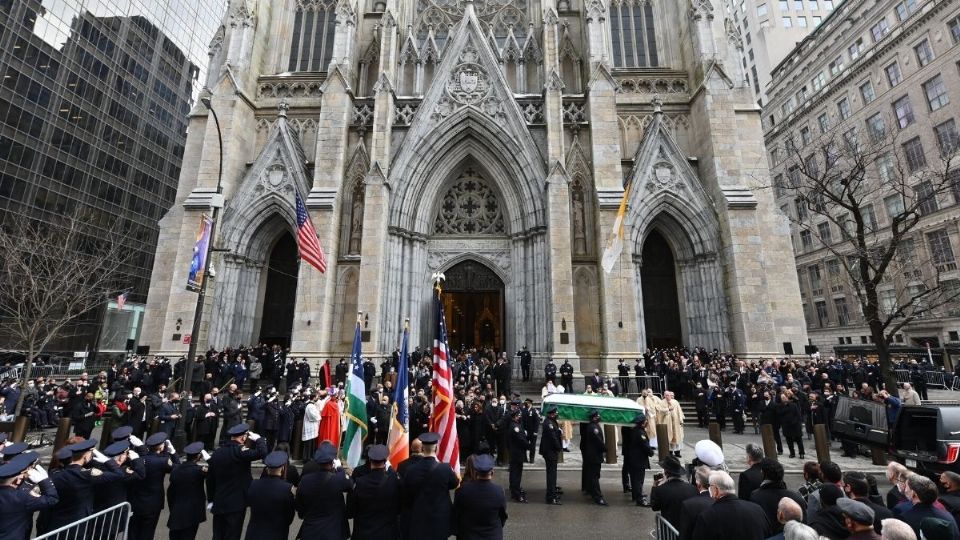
(95, 439, 145, 512)
(111, 425, 134, 443)
(507, 407, 529, 503)
(0, 442, 29, 464)
(348, 444, 401, 540)
(403, 432, 459, 540)
(580, 409, 607, 506)
(627, 412, 656, 506)
(539, 404, 563, 505)
(245, 451, 296, 540)
(167, 442, 208, 540)
(0, 453, 58, 540)
(559, 360, 574, 390)
(521, 399, 541, 464)
(544, 358, 557, 384)
(42, 439, 126, 533)
(296, 441, 352, 539)
(618, 359, 631, 394)
(129, 432, 179, 540)
(207, 423, 268, 540)
(454, 454, 508, 539)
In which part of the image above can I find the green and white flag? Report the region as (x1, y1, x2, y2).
(341, 316, 368, 467)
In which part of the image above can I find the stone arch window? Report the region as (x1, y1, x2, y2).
(609, 0, 658, 68)
(433, 169, 506, 235)
(347, 179, 365, 255)
(288, 0, 337, 72)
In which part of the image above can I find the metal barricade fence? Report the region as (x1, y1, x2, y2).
(926, 371, 948, 389)
(634, 375, 665, 396)
(894, 370, 911, 384)
(34, 502, 130, 540)
(654, 512, 680, 540)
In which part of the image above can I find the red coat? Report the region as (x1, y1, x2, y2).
(318, 398, 340, 449)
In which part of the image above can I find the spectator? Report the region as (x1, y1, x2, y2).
(651, 455, 699, 528)
(843, 471, 893, 534)
(808, 484, 849, 540)
(678, 466, 715, 540)
(739, 444, 764, 501)
(941, 472, 960, 526)
(766, 497, 805, 540)
(809, 461, 845, 515)
(897, 474, 960, 540)
(797, 462, 822, 502)
(751, 459, 807, 533)
(784, 520, 822, 540)
(691, 471, 771, 540)
(887, 463, 909, 510)
(900, 384, 921, 406)
(879, 518, 917, 540)
(836, 498, 881, 540)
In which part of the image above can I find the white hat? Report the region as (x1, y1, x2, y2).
(694, 439, 724, 467)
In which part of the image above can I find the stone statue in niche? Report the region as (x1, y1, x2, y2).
(348, 180, 364, 254)
(571, 180, 587, 255)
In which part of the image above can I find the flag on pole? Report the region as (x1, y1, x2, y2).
(601, 182, 631, 274)
(295, 192, 328, 273)
(116, 291, 129, 311)
(387, 321, 410, 468)
(341, 316, 367, 467)
(430, 287, 460, 474)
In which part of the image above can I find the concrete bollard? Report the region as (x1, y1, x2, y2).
(708, 422, 722, 449)
(291, 420, 304, 461)
(657, 423, 671, 462)
(99, 417, 116, 450)
(11, 416, 29, 443)
(604, 424, 618, 464)
(813, 424, 831, 463)
(761, 424, 778, 459)
(871, 446, 886, 466)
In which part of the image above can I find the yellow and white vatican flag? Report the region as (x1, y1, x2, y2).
(601, 183, 631, 274)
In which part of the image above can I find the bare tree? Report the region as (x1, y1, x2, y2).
(773, 117, 960, 391)
(0, 210, 133, 420)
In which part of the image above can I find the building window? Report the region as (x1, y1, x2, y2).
(863, 204, 878, 230)
(812, 71, 826, 91)
(794, 0, 803, 9)
(829, 56, 844, 76)
(818, 221, 832, 244)
(800, 126, 812, 146)
(813, 16, 822, 25)
(860, 80, 875, 104)
(896, 0, 918, 22)
(871, 18, 890, 42)
(893, 95, 915, 129)
(834, 297, 850, 326)
(924, 75, 949, 111)
(914, 39, 935, 67)
(914, 180, 938, 214)
(848, 38, 864, 60)
(815, 300, 829, 327)
(951, 169, 960, 204)
(818, 112, 830, 133)
(757, 3, 768, 17)
(779, 0, 789, 10)
(837, 97, 851, 120)
(809, 264, 823, 292)
(885, 62, 902, 87)
(844, 128, 860, 153)
(288, 0, 337, 72)
(610, 0, 659, 68)
(928, 229, 956, 267)
(824, 0, 833, 8)
(798, 17, 807, 27)
(885, 194, 905, 219)
(795, 196, 808, 220)
(867, 113, 886, 142)
(935, 119, 960, 156)
(800, 230, 813, 250)
(903, 138, 927, 172)
(877, 153, 895, 182)
(783, 17, 792, 28)
(949, 16, 960, 44)
(810, 0, 819, 10)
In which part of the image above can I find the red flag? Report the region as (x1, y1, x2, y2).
(295, 192, 327, 273)
(430, 289, 460, 474)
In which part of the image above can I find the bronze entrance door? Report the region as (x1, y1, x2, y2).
(441, 260, 504, 353)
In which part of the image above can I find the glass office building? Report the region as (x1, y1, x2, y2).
(0, 0, 225, 354)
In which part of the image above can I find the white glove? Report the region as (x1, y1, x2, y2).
(128, 435, 143, 447)
(247, 432, 260, 441)
(333, 458, 342, 469)
(92, 449, 109, 464)
(165, 440, 176, 454)
(27, 465, 48, 483)
(206, 503, 214, 512)
(127, 450, 140, 461)
(201, 450, 211, 462)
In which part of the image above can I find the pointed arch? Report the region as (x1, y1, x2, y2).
(567, 136, 595, 257)
(340, 142, 369, 256)
(334, 265, 360, 349)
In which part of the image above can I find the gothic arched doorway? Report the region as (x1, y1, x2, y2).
(641, 230, 683, 348)
(441, 260, 505, 353)
(258, 233, 298, 348)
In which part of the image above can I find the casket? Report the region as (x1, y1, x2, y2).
(541, 394, 643, 426)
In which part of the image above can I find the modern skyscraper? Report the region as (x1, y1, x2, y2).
(0, 0, 225, 353)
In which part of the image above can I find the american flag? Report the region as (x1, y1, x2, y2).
(295, 192, 327, 273)
(430, 289, 460, 473)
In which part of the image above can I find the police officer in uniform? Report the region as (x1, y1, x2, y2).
(618, 359, 631, 394)
(402, 432, 459, 539)
(348, 444, 401, 539)
(0, 452, 58, 539)
(627, 412, 655, 506)
(559, 360, 574, 391)
(521, 399, 541, 464)
(206, 423, 268, 540)
(539, 404, 563, 505)
(296, 442, 351, 539)
(454, 454, 508, 539)
(95, 440, 145, 513)
(167, 442, 208, 540)
(245, 451, 295, 540)
(129, 432, 178, 540)
(580, 409, 607, 506)
(0, 442, 28, 464)
(507, 408, 529, 503)
(544, 358, 557, 384)
(41, 439, 126, 533)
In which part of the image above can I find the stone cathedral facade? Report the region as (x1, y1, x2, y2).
(142, 0, 808, 373)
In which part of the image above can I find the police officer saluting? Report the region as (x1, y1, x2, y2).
(0, 452, 58, 540)
(454, 454, 508, 539)
(41, 439, 126, 534)
(348, 444, 401, 539)
(507, 407, 529, 503)
(129, 432, 179, 540)
(206, 423, 268, 540)
(296, 441, 352, 539)
(539, 404, 563, 505)
(167, 442, 208, 540)
(95, 439, 145, 513)
(245, 451, 296, 540)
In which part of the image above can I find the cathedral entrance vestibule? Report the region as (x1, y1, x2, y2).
(440, 260, 505, 352)
(258, 232, 298, 348)
(640, 229, 683, 348)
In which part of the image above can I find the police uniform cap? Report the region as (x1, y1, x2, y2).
(68, 439, 98, 453)
(836, 498, 874, 525)
(633, 412, 646, 425)
(183, 442, 205, 456)
(473, 454, 495, 473)
(419, 432, 440, 445)
(587, 408, 601, 419)
(313, 443, 337, 464)
(1, 442, 29, 460)
(227, 423, 250, 436)
(111, 426, 133, 441)
(55, 447, 73, 461)
(264, 451, 288, 468)
(145, 432, 168, 447)
(543, 404, 558, 414)
(694, 439, 724, 467)
(0, 453, 37, 479)
(509, 408, 522, 417)
(367, 445, 389, 462)
(104, 440, 130, 457)
(524, 398, 533, 403)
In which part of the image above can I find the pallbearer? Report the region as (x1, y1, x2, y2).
(539, 404, 563, 505)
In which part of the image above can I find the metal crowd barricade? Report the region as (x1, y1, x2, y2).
(894, 370, 911, 385)
(654, 512, 680, 540)
(33, 502, 130, 540)
(926, 371, 948, 389)
(633, 375, 664, 396)
(952, 376, 960, 392)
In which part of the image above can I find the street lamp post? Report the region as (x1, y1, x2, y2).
(173, 96, 224, 451)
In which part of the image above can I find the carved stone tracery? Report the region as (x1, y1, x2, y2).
(433, 169, 506, 235)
